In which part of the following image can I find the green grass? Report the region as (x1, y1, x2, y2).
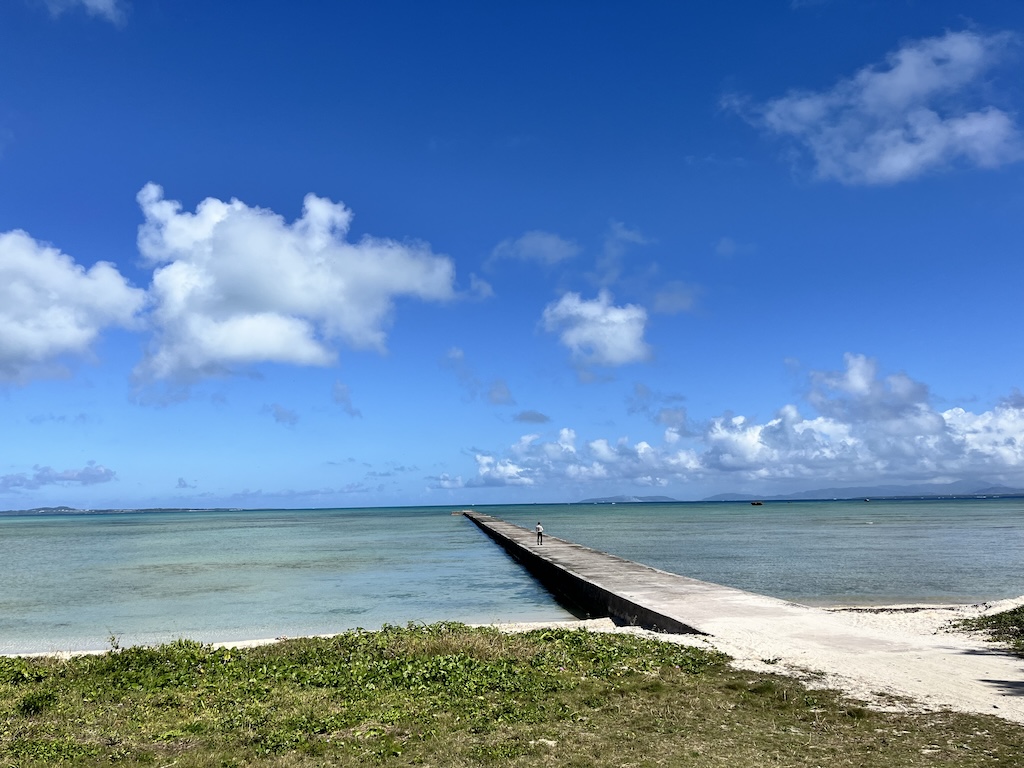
(954, 606, 1024, 656)
(1, 623, 1021, 767)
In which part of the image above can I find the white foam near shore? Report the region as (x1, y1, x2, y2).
(9, 597, 1024, 725)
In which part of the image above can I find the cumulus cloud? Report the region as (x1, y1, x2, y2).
(471, 455, 534, 486)
(135, 184, 456, 381)
(0, 461, 115, 492)
(44, 0, 125, 24)
(729, 30, 1023, 184)
(0, 229, 145, 382)
(457, 354, 1024, 492)
(429, 472, 465, 490)
(543, 290, 650, 367)
(489, 231, 581, 266)
(808, 353, 937, 427)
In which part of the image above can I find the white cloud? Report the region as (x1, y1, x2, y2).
(732, 30, 1023, 184)
(135, 184, 456, 381)
(44, 0, 125, 24)
(944, 403, 1024, 470)
(489, 231, 580, 266)
(542, 289, 650, 367)
(468, 429, 701, 489)
(459, 354, 1024, 492)
(0, 229, 145, 381)
(471, 455, 534, 486)
(0, 461, 115, 492)
(430, 472, 465, 490)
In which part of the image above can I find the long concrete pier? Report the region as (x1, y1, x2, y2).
(464, 511, 1024, 723)
(463, 510, 823, 635)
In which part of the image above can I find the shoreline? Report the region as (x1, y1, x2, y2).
(5, 595, 1004, 659)
(7, 595, 1024, 725)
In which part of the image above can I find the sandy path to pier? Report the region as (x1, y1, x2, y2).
(496, 596, 1024, 725)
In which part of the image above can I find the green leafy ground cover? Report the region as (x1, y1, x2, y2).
(954, 606, 1024, 656)
(2, 623, 1021, 767)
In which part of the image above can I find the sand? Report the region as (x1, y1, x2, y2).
(492, 596, 1024, 725)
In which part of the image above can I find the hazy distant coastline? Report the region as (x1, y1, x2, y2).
(6, 481, 1024, 516)
(583, 480, 1024, 505)
(0, 506, 249, 517)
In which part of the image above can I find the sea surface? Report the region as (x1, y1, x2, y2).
(1, 498, 1022, 655)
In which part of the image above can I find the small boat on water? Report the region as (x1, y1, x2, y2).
(750, 501, 763, 506)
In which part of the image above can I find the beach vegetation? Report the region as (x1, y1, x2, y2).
(1, 623, 1022, 766)
(954, 605, 1024, 655)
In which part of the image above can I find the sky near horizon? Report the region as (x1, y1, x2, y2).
(2, 0, 1023, 509)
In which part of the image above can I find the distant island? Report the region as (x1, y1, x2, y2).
(0, 506, 247, 517)
(703, 480, 1024, 502)
(578, 480, 1024, 505)
(578, 495, 679, 504)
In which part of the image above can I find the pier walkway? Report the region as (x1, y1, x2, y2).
(464, 511, 1024, 723)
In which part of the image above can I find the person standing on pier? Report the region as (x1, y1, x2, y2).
(535, 522, 544, 545)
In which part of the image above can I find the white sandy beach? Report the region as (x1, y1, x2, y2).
(491, 596, 1024, 725)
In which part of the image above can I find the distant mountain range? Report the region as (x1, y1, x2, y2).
(578, 495, 678, 504)
(702, 480, 1024, 502)
(578, 481, 1024, 505)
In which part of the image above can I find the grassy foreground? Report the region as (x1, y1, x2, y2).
(2, 623, 1021, 767)
(954, 605, 1024, 656)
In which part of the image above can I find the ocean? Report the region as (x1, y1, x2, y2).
(1, 498, 1022, 655)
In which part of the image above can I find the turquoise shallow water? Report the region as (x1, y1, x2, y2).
(497, 498, 1024, 606)
(1, 498, 1022, 654)
(0, 507, 575, 655)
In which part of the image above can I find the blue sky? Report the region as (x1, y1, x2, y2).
(2, 0, 1023, 509)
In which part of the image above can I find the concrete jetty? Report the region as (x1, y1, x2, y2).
(463, 510, 830, 636)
